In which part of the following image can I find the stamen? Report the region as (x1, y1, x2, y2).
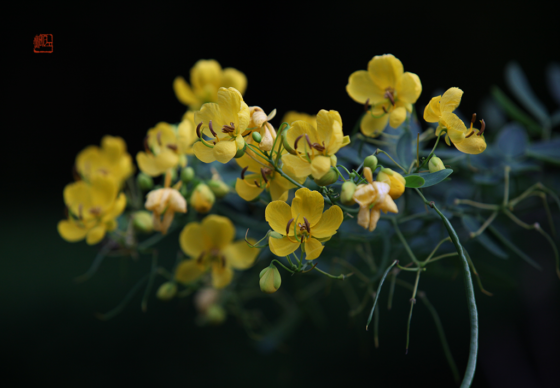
(221, 124, 235, 134)
(305, 134, 313, 148)
(241, 166, 248, 180)
(312, 143, 325, 152)
(477, 119, 486, 136)
(78, 204, 83, 220)
(303, 217, 310, 233)
(471, 113, 477, 124)
(260, 168, 269, 183)
(465, 130, 475, 138)
(166, 144, 178, 151)
(382, 106, 388, 114)
(221, 255, 226, 268)
(385, 90, 395, 106)
(89, 206, 101, 216)
(294, 134, 303, 150)
(254, 180, 261, 188)
(230, 122, 235, 129)
(364, 98, 370, 112)
(196, 122, 203, 138)
(196, 252, 205, 264)
(286, 218, 294, 235)
(208, 120, 218, 137)
(157, 131, 162, 146)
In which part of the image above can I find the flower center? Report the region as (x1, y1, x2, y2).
(384, 88, 396, 106)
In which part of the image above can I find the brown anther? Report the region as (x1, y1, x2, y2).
(208, 120, 218, 137)
(78, 204, 83, 220)
(384, 90, 395, 106)
(465, 130, 475, 138)
(260, 168, 269, 183)
(303, 217, 310, 233)
(305, 134, 313, 148)
(254, 180, 261, 188)
(229, 122, 235, 129)
(286, 218, 294, 235)
(157, 131, 162, 146)
(477, 119, 486, 136)
(89, 206, 101, 216)
(220, 255, 226, 268)
(166, 144, 178, 151)
(364, 98, 370, 112)
(196, 122, 203, 138)
(471, 113, 477, 124)
(382, 105, 388, 114)
(294, 134, 304, 150)
(312, 143, 325, 152)
(196, 251, 205, 264)
(221, 124, 235, 134)
(241, 166, 248, 180)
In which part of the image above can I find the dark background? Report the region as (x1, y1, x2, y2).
(4, 3, 559, 387)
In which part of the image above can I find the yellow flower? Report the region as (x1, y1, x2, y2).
(346, 54, 422, 137)
(173, 59, 247, 111)
(175, 215, 259, 289)
(76, 136, 134, 186)
(423, 87, 486, 154)
(193, 87, 251, 164)
(136, 120, 196, 177)
(145, 172, 187, 235)
(248, 106, 277, 151)
(376, 168, 406, 200)
(352, 167, 398, 232)
(58, 175, 126, 245)
(282, 110, 350, 180)
(190, 183, 215, 213)
(281, 111, 317, 127)
(265, 188, 343, 261)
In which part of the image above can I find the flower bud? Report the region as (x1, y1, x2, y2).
(137, 172, 154, 191)
(363, 155, 378, 172)
(259, 264, 281, 294)
(205, 304, 226, 325)
(181, 167, 195, 183)
(313, 167, 338, 186)
(340, 181, 357, 205)
(377, 168, 406, 200)
(132, 210, 154, 233)
(190, 183, 215, 213)
(252, 131, 262, 143)
(234, 136, 246, 158)
(208, 179, 230, 199)
(156, 282, 177, 301)
(429, 156, 445, 173)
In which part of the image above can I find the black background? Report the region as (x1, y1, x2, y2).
(4, 2, 560, 387)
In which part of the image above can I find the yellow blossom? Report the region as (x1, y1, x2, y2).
(281, 111, 317, 127)
(58, 175, 126, 245)
(282, 110, 350, 180)
(190, 183, 215, 213)
(423, 87, 486, 154)
(136, 120, 196, 177)
(376, 168, 406, 200)
(173, 59, 247, 111)
(248, 106, 277, 151)
(352, 167, 398, 232)
(175, 215, 259, 289)
(145, 172, 187, 235)
(265, 188, 343, 261)
(193, 87, 251, 164)
(76, 136, 134, 186)
(347, 54, 422, 137)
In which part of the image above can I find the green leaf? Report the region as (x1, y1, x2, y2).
(526, 138, 560, 165)
(505, 61, 549, 126)
(396, 129, 413, 169)
(462, 216, 508, 259)
(404, 175, 425, 188)
(407, 169, 453, 188)
(491, 86, 541, 135)
(495, 123, 528, 158)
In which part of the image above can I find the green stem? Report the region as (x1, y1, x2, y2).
(392, 218, 421, 266)
(141, 250, 158, 312)
(415, 131, 444, 172)
(423, 237, 451, 265)
(272, 259, 295, 274)
(366, 260, 398, 330)
(376, 149, 408, 173)
(405, 269, 422, 354)
(312, 265, 349, 279)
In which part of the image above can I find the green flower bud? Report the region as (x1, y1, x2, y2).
(363, 155, 378, 172)
(252, 131, 262, 143)
(313, 167, 339, 186)
(181, 167, 195, 183)
(206, 304, 226, 325)
(137, 172, 154, 191)
(132, 211, 154, 233)
(190, 183, 215, 213)
(234, 137, 246, 158)
(208, 179, 230, 199)
(268, 231, 284, 239)
(156, 282, 177, 301)
(259, 264, 281, 294)
(429, 156, 445, 173)
(340, 181, 357, 205)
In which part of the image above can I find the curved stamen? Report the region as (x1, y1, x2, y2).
(254, 180, 261, 188)
(382, 105, 388, 114)
(294, 134, 304, 150)
(364, 98, 370, 112)
(286, 218, 294, 235)
(260, 168, 269, 183)
(241, 166, 248, 180)
(471, 113, 477, 124)
(196, 122, 203, 138)
(208, 120, 218, 137)
(477, 119, 486, 136)
(196, 251, 205, 264)
(303, 217, 310, 233)
(312, 143, 325, 152)
(157, 131, 162, 146)
(166, 144, 178, 151)
(305, 133, 313, 148)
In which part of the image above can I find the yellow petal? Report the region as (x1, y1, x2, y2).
(316, 110, 343, 154)
(177, 119, 196, 154)
(346, 70, 385, 104)
(286, 120, 320, 150)
(367, 54, 403, 90)
(423, 96, 442, 123)
(86, 225, 106, 245)
(281, 154, 312, 179)
(103, 193, 127, 221)
(154, 150, 179, 173)
(368, 209, 381, 232)
(136, 152, 162, 177)
(312, 205, 343, 239)
(180, 222, 211, 257)
(58, 220, 88, 242)
(193, 141, 216, 163)
(211, 263, 233, 289)
(175, 259, 206, 284)
(442, 112, 467, 145)
(222, 68, 247, 95)
(291, 188, 324, 228)
(396, 72, 422, 104)
(304, 237, 324, 261)
(213, 140, 237, 163)
(202, 215, 235, 250)
(268, 179, 289, 202)
(310, 155, 331, 180)
(235, 177, 263, 201)
(389, 106, 407, 128)
(217, 87, 242, 131)
(454, 133, 487, 154)
(173, 76, 198, 106)
(265, 200, 294, 236)
(440, 87, 463, 113)
(379, 195, 399, 214)
(194, 102, 227, 136)
(357, 207, 371, 231)
(191, 59, 222, 95)
(101, 136, 126, 162)
(223, 240, 259, 270)
(269, 236, 299, 257)
(353, 183, 375, 208)
(361, 112, 388, 138)
(341, 135, 351, 147)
